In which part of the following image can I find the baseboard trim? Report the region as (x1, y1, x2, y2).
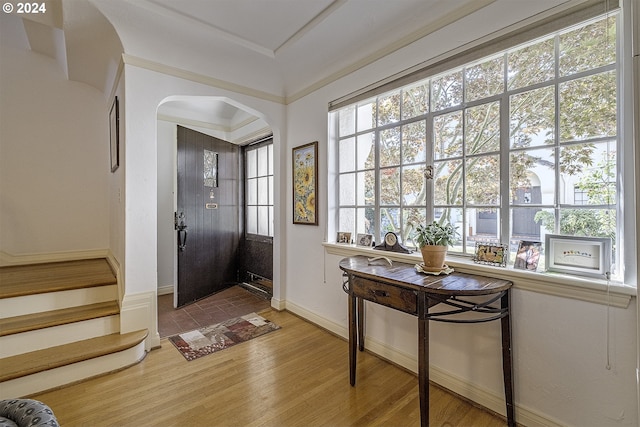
(284, 299, 564, 427)
(0, 249, 110, 266)
(157, 285, 173, 296)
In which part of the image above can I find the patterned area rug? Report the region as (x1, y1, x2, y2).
(168, 312, 280, 361)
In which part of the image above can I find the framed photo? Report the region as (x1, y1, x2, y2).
(292, 141, 318, 225)
(545, 234, 611, 278)
(356, 233, 373, 247)
(337, 232, 352, 244)
(473, 242, 508, 267)
(109, 96, 119, 172)
(514, 240, 542, 271)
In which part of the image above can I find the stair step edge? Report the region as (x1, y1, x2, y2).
(0, 329, 148, 382)
(0, 301, 120, 337)
(0, 259, 117, 299)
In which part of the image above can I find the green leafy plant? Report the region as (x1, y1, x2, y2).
(413, 221, 459, 247)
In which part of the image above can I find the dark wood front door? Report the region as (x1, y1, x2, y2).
(176, 126, 241, 307)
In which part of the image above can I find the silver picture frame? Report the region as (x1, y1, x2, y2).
(545, 234, 611, 279)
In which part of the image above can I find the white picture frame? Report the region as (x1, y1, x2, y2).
(545, 234, 611, 279)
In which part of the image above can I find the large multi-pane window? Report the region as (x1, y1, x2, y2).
(245, 140, 274, 238)
(333, 14, 619, 275)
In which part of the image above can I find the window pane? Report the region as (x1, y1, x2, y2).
(559, 71, 616, 142)
(402, 121, 426, 164)
(357, 133, 375, 169)
(378, 91, 401, 126)
(380, 167, 400, 205)
(380, 127, 401, 167)
(339, 173, 355, 205)
(402, 165, 425, 205)
(507, 37, 555, 90)
(466, 101, 500, 155)
(402, 82, 429, 119)
(434, 159, 463, 205)
(268, 144, 273, 175)
(559, 141, 616, 205)
(339, 208, 355, 235)
(402, 207, 427, 248)
(268, 176, 273, 205)
(357, 100, 377, 132)
(247, 206, 257, 234)
(437, 207, 463, 251)
(558, 208, 616, 239)
(380, 207, 400, 234)
(510, 207, 550, 241)
(357, 207, 375, 235)
(559, 16, 616, 77)
(257, 177, 268, 205)
(257, 146, 268, 176)
(510, 147, 555, 204)
(434, 111, 463, 159)
(466, 155, 500, 205)
(510, 86, 555, 148)
(247, 149, 257, 178)
(339, 105, 355, 136)
(268, 206, 274, 236)
(247, 178, 257, 205)
(431, 70, 462, 111)
(339, 137, 356, 172)
(468, 207, 500, 241)
(258, 206, 269, 235)
(357, 171, 375, 205)
(465, 56, 504, 102)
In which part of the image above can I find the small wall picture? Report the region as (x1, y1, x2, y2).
(514, 240, 542, 271)
(356, 233, 373, 247)
(337, 232, 352, 244)
(473, 242, 508, 267)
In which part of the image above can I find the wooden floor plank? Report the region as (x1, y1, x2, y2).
(31, 311, 507, 426)
(0, 300, 120, 336)
(0, 259, 116, 298)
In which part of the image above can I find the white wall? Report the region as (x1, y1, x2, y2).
(282, 3, 639, 427)
(0, 14, 109, 258)
(156, 120, 176, 293)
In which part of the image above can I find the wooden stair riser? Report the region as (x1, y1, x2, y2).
(0, 315, 120, 358)
(0, 341, 147, 399)
(0, 285, 118, 319)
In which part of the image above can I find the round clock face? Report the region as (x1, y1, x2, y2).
(384, 232, 398, 247)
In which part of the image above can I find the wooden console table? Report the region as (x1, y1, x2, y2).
(340, 255, 515, 427)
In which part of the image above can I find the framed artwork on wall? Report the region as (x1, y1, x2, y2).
(292, 141, 318, 225)
(109, 96, 119, 172)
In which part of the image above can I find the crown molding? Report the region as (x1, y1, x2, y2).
(122, 54, 286, 105)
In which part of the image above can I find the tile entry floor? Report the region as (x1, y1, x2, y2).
(157, 285, 271, 338)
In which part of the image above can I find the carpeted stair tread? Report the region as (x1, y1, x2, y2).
(0, 301, 120, 337)
(0, 329, 148, 382)
(0, 259, 116, 299)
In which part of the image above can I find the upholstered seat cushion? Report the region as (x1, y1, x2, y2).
(0, 400, 58, 427)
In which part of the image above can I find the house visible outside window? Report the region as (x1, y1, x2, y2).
(245, 140, 273, 238)
(331, 13, 622, 277)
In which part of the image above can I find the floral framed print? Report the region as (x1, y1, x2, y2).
(292, 141, 318, 225)
(109, 96, 119, 172)
(545, 234, 611, 279)
(473, 242, 508, 267)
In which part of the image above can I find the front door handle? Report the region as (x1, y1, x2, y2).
(177, 225, 188, 251)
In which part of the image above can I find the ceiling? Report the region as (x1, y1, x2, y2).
(11, 0, 573, 143)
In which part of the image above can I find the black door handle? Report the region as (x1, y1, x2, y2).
(177, 225, 188, 251)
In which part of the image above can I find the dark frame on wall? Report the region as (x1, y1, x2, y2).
(292, 141, 318, 225)
(109, 96, 119, 172)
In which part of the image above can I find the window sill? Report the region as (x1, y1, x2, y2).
(323, 243, 636, 309)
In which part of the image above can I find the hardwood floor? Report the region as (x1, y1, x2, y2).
(32, 310, 506, 426)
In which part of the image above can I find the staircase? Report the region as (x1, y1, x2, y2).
(0, 259, 148, 399)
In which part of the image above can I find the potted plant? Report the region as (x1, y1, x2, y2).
(414, 221, 459, 271)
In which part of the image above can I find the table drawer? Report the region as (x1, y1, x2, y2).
(352, 277, 417, 315)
